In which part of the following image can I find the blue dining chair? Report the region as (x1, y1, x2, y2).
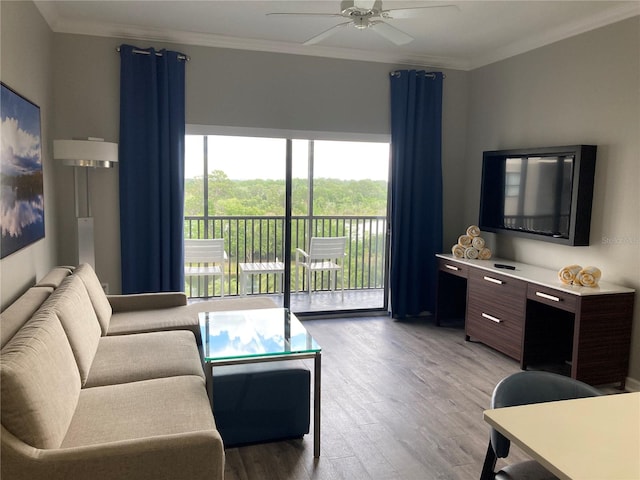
(480, 371, 602, 480)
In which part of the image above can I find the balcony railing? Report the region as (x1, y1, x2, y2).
(184, 215, 388, 298)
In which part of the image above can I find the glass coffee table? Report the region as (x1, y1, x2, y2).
(199, 307, 322, 457)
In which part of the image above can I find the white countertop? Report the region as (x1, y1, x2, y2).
(437, 254, 635, 296)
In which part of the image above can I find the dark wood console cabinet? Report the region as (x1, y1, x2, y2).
(436, 254, 635, 387)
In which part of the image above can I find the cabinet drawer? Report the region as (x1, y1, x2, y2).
(468, 268, 526, 300)
(466, 268, 526, 361)
(527, 284, 577, 313)
(466, 297, 524, 360)
(438, 258, 468, 278)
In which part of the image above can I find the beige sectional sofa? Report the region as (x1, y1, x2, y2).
(0, 264, 274, 480)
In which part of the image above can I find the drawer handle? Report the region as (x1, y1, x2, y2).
(482, 313, 502, 323)
(445, 264, 460, 271)
(536, 291, 561, 302)
(483, 276, 504, 285)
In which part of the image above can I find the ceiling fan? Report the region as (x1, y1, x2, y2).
(266, 0, 457, 46)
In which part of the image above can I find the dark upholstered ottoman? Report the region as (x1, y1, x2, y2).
(212, 360, 310, 447)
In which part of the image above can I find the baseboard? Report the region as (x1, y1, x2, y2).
(625, 376, 640, 392)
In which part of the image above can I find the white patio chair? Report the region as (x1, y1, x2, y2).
(184, 238, 228, 297)
(295, 236, 347, 301)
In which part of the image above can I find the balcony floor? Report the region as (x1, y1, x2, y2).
(285, 288, 385, 314)
(190, 288, 386, 314)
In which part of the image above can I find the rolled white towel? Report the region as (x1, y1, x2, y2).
(458, 234, 473, 247)
(478, 247, 492, 260)
(472, 236, 485, 250)
(576, 266, 602, 287)
(452, 244, 465, 258)
(467, 225, 481, 237)
(464, 247, 479, 259)
(558, 264, 582, 285)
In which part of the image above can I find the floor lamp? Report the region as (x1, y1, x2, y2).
(53, 138, 118, 269)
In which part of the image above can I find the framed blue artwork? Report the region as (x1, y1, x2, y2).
(1, 82, 45, 259)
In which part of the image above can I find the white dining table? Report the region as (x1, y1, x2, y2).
(483, 392, 640, 480)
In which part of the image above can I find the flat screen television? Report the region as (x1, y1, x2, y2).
(479, 145, 597, 246)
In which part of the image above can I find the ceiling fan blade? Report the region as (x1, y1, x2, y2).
(266, 12, 344, 18)
(381, 4, 459, 20)
(354, 0, 377, 10)
(370, 21, 413, 45)
(303, 21, 352, 45)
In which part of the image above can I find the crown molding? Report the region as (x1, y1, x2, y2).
(42, 16, 471, 70)
(470, 2, 640, 70)
(35, 1, 638, 72)
(33, 1, 471, 70)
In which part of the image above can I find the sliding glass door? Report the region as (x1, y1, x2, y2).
(184, 135, 286, 298)
(290, 139, 389, 313)
(184, 132, 390, 314)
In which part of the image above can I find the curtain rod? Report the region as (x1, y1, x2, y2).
(115, 47, 190, 61)
(389, 71, 445, 79)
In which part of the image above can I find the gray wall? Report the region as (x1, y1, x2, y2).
(3, 0, 637, 386)
(51, 33, 468, 295)
(0, 1, 57, 308)
(463, 17, 640, 384)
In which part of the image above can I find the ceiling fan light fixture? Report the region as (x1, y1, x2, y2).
(353, 17, 369, 29)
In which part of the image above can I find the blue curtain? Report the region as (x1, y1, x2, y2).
(389, 70, 443, 318)
(119, 44, 185, 293)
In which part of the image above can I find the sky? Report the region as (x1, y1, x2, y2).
(1, 84, 44, 245)
(185, 135, 390, 182)
(1, 85, 42, 177)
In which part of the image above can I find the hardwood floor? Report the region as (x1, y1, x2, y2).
(222, 316, 535, 480)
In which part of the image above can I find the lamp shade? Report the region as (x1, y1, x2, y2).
(53, 139, 118, 168)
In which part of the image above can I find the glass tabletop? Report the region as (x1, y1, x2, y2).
(198, 307, 321, 362)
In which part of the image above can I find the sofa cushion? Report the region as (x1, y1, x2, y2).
(44, 275, 102, 386)
(107, 306, 201, 339)
(106, 297, 278, 341)
(0, 286, 53, 348)
(73, 264, 112, 335)
(61, 376, 215, 448)
(35, 267, 74, 288)
(0, 309, 81, 449)
(108, 292, 187, 312)
(84, 330, 205, 388)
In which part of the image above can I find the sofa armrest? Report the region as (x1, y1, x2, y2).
(2, 427, 224, 480)
(107, 292, 187, 312)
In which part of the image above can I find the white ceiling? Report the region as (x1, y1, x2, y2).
(35, 0, 640, 70)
